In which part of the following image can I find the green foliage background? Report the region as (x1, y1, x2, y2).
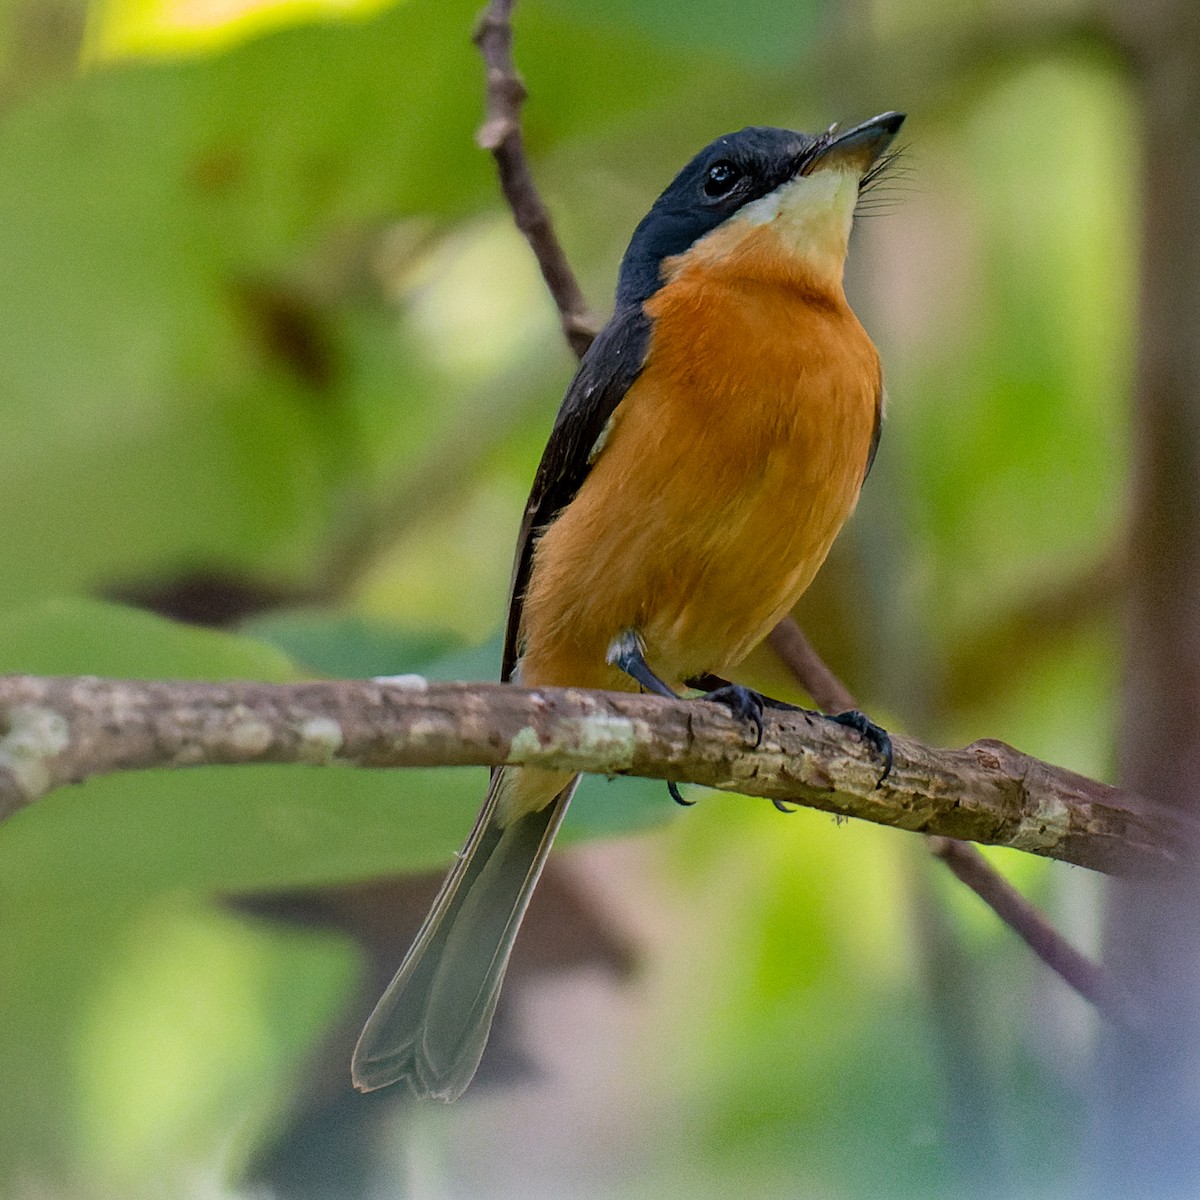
(0, 0, 1130, 1195)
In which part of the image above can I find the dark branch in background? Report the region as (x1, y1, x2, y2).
(474, 0, 599, 356)
(926, 836, 1126, 1023)
(770, 616, 1120, 1017)
(470, 0, 1128, 1019)
(933, 546, 1125, 717)
(0, 675, 1186, 886)
(766, 617, 858, 713)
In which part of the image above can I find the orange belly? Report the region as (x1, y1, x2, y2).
(519, 251, 881, 697)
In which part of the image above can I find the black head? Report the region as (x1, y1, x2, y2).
(615, 115, 904, 308)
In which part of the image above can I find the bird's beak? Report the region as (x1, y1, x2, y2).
(801, 111, 905, 176)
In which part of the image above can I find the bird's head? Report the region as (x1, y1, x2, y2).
(617, 112, 904, 306)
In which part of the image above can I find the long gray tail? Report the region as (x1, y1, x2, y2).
(351, 770, 577, 1101)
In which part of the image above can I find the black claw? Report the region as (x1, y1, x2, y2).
(702, 684, 765, 747)
(668, 780, 694, 806)
(831, 709, 893, 784)
(772, 798, 798, 814)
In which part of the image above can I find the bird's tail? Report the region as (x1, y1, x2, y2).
(351, 768, 577, 1101)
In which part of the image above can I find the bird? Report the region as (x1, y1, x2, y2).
(351, 111, 904, 1101)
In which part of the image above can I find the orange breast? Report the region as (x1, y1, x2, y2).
(517, 224, 881, 697)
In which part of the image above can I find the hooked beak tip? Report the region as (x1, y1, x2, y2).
(802, 111, 905, 176)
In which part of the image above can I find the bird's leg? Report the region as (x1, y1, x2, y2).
(606, 630, 693, 805)
(607, 631, 761, 805)
(604, 633, 763, 753)
(606, 629, 677, 698)
(665, 781, 693, 807)
(607, 633, 763, 746)
(699, 683, 765, 748)
(686, 674, 894, 784)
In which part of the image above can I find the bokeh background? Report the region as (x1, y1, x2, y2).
(0, 0, 1157, 1195)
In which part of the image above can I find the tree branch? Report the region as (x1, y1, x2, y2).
(0, 674, 1187, 877)
(473, 0, 599, 356)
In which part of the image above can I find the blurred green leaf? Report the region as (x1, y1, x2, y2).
(554, 0, 825, 66)
(0, 0, 489, 603)
(895, 61, 1131, 650)
(0, 594, 300, 677)
(242, 607, 463, 678)
(76, 897, 357, 1194)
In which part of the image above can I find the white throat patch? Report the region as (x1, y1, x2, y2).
(734, 167, 860, 278)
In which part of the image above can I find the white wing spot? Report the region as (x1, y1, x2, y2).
(588, 414, 616, 464)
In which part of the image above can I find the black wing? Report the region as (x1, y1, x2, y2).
(501, 303, 651, 681)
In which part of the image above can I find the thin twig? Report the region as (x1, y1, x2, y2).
(473, 0, 598, 357)
(0, 675, 1187, 880)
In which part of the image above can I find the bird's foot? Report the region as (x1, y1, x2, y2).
(830, 709, 893, 784)
(701, 683, 765, 748)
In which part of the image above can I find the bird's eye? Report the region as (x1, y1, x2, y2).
(704, 160, 742, 198)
